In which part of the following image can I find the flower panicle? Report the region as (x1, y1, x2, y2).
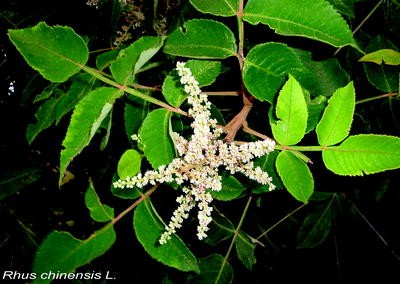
(113, 61, 276, 244)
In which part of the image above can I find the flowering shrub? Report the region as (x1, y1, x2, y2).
(3, 0, 400, 282)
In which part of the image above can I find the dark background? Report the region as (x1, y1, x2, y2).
(1, 0, 400, 282)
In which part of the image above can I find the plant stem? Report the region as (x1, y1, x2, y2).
(111, 185, 158, 226)
(81, 65, 187, 116)
(356, 92, 398, 104)
(205, 91, 240, 96)
(256, 203, 307, 240)
(218, 195, 252, 281)
(334, 0, 384, 55)
(274, 145, 326, 151)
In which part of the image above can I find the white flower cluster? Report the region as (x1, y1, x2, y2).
(113, 62, 276, 244)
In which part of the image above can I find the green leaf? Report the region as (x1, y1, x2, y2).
(243, 42, 314, 102)
(316, 82, 355, 146)
(236, 232, 256, 270)
(186, 60, 225, 87)
(27, 73, 95, 144)
(326, 0, 361, 18)
(8, 22, 88, 82)
(363, 36, 399, 92)
(297, 201, 334, 248)
(322, 134, 400, 175)
(139, 109, 175, 169)
(96, 49, 119, 70)
(0, 167, 43, 200)
(133, 198, 200, 273)
(189, 0, 238, 16)
(243, 0, 358, 49)
(85, 181, 114, 222)
(33, 227, 116, 284)
(162, 73, 188, 108)
(110, 36, 164, 85)
(163, 19, 237, 59)
(276, 151, 314, 203)
(205, 214, 235, 246)
(163, 60, 224, 107)
(359, 49, 400, 66)
(294, 48, 350, 97)
(197, 254, 233, 284)
(124, 96, 150, 140)
(117, 149, 142, 179)
(60, 87, 123, 186)
(305, 94, 328, 134)
(33, 83, 60, 103)
(270, 75, 308, 145)
(211, 175, 246, 201)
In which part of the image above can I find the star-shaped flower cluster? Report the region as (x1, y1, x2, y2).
(113, 62, 276, 244)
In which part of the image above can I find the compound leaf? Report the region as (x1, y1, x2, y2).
(316, 82, 355, 146)
(276, 151, 314, 203)
(163, 19, 237, 59)
(139, 109, 175, 169)
(85, 181, 114, 222)
(270, 75, 308, 145)
(189, 0, 238, 16)
(197, 254, 233, 284)
(8, 22, 88, 82)
(33, 227, 116, 284)
(243, 42, 314, 102)
(133, 198, 200, 273)
(60, 87, 123, 186)
(243, 0, 358, 49)
(322, 135, 400, 175)
(110, 36, 164, 85)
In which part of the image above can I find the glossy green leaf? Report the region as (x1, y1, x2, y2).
(294, 49, 350, 97)
(276, 151, 314, 203)
(0, 167, 42, 200)
(133, 199, 200, 273)
(316, 82, 355, 146)
(60, 87, 123, 186)
(359, 49, 400, 66)
(197, 254, 233, 284)
(297, 202, 334, 248)
(163, 60, 224, 107)
(322, 135, 400, 175)
(124, 96, 150, 140)
(33, 83, 60, 103)
(33, 227, 116, 284)
(243, 0, 358, 49)
(110, 36, 164, 85)
(96, 49, 119, 70)
(189, 0, 238, 16)
(211, 175, 246, 201)
(270, 75, 308, 145)
(243, 42, 314, 102)
(363, 36, 399, 92)
(8, 22, 88, 82)
(27, 73, 95, 144)
(85, 181, 114, 222)
(163, 19, 237, 59)
(205, 214, 235, 246)
(117, 149, 142, 179)
(99, 109, 112, 151)
(305, 94, 328, 134)
(326, 0, 362, 18)
(236, 232, 256, 270)
(139, 109, 175, 169)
